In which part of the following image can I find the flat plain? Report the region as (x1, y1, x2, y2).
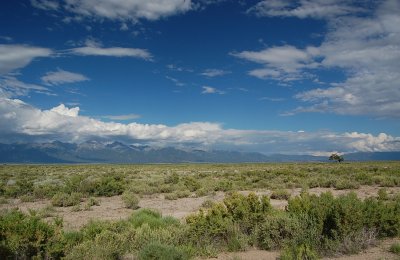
(1, 162, 400, 259)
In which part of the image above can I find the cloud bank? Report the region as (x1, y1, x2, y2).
(1, 97, 399, 154)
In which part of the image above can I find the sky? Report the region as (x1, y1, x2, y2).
(0, 0, 400, 155)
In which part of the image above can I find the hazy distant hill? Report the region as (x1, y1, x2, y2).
(0, 141, 399, 163)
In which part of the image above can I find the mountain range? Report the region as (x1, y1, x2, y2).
(0, 141, 399, 163)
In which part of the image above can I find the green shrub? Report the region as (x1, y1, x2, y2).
(0, 209, 61, 259)
(66, 230, 129, 260)
(5, 179, 34, 197)
(131, 224, 184, 252)
(257, 213, 301, 250)
(334, 179, 360, 190)
(129, 209, 180, 229)
(20, 194, 34, 202)
(84, 197, 100, 210)
(377, 188, 389, 200)
(51, 192, 82, 207)
(183, 177, 201, 192)
(37, 205, 56, 218)
(80, 220, 111, 241)
(363, 197, 400, 237)
(90, 175, 124, 197)
(214, 180, 233, 191)
(185, 192, 272, 251)
(138, 242, 189, 260)
(195, 188, 210, 197)
(223, 192, 272, 234)
(226, 225, 248, 252)
(201, 199, 215, 208)
(280, 244, 319, 260)
(164, 173, 179, 184)
(122, 191, 140, 209)
(334, 228, 376, 255)
(33, 183, 59, 199)
(165, 193, 179, 200)
(165, 190, 191, 200)
(390, 242, 400, 255)
(270, 189, 290, 200)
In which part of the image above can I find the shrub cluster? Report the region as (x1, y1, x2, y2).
(186, 191, 400, 258)
(1, 191, 400, 259)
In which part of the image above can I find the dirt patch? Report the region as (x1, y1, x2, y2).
(201, 249, 280, 260)
(324, 238, 400, 260)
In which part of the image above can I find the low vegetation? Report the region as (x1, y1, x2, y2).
(1, 162, 400, 259)
(1, 191, 399, 259)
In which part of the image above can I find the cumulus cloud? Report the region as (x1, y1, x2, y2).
(202, 86, 225, 95)
(41, 69, 89, 86)
(51, 104, 80, 117)
(0, 44, 52, 75)
(345, 132, 400, 152)
(200, 69, 231, 77)
(0, 97, 399, 154)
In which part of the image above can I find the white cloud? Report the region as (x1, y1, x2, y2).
(41, 69, 89, 86)
(1, 97, 399, 154)
(232, 45, 319, 80)
(232, 45, 317, 69)
(51, 104, 79, 117)
(0, 76, 50, 98)
(30, 0, 60, 10)
(200, 69, 231, 77)
(33, 0, 192, 22)
(248, 0, 365, 19)
(243, 0, 400, 117)
(102, 114, 141, 120)
(71, 45, 152, 60)
(0, 44, 52, 75)
(202, 86, 225, 95)
(259, 97, 285, 102)
(166, 76, 185, 87)
(345, 132, 400, 152)
(166, 64, 194, 72)
(292, 0, 400, 117)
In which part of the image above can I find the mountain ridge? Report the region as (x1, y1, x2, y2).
(0, 141, 399, 163)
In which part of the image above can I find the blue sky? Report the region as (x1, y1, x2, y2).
(0, 0, 400, 155)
